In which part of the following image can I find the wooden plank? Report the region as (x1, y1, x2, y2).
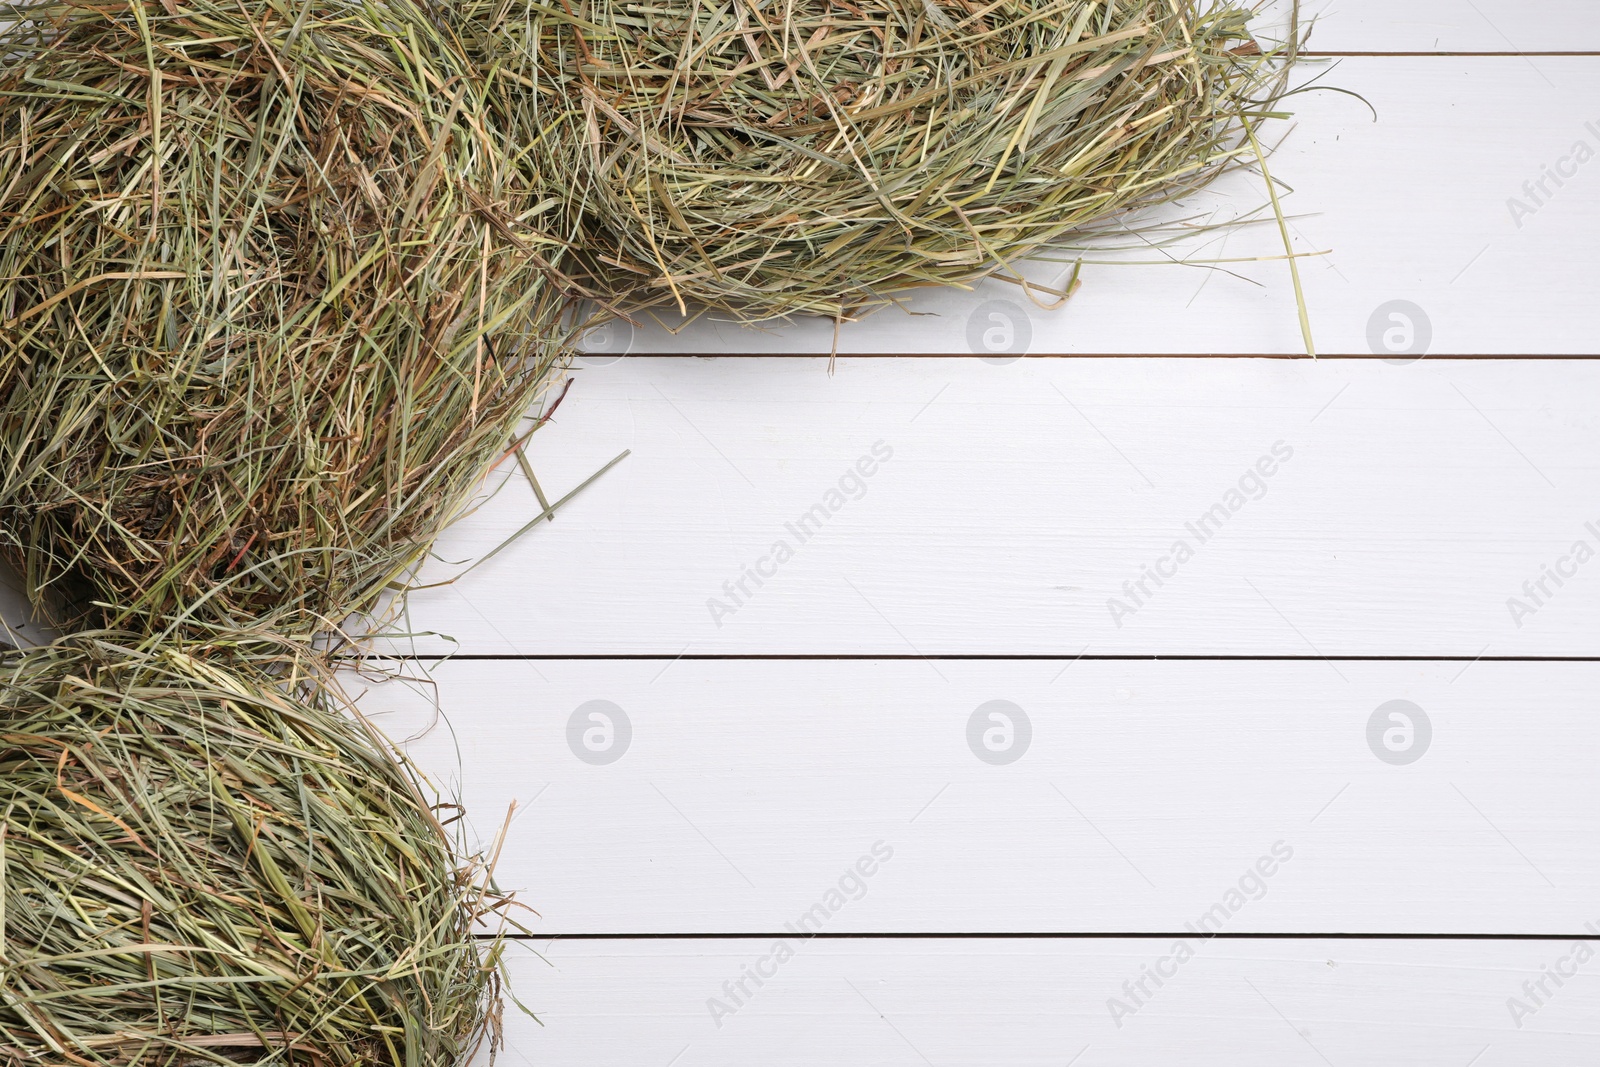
(488, 938, 1600, 1065)
(1275, 0, 1600, 53)
(374, 357, 1600, 656)
(595, 59, 1600, 355)
(357, 658, 1600, 934)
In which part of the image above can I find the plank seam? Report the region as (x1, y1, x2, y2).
(1302, 50, 1600, 57)
(359, 654, 1600, 662)
(560, 353, 1600, 359)
(476, 932, 1600, 941)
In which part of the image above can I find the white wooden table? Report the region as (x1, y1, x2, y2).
(353, 1, 1600, 1062)
(16, 0, 1597, 1062)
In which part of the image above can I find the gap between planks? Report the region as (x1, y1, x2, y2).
(560, 353, 1600, 359)
(474, 931, 1600, 941)
(355, 654, 1600, 662)
(1303, 50, 1600, 56)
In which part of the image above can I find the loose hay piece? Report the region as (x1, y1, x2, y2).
(0, 0, 573, 637)
(462, 0, 1298, 321)
(0, 634, 517, 1067)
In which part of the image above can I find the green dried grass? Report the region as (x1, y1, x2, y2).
(0, 0, 574, 638)
(460, 0, 1298, 321)
(0, 634, 519, 1067)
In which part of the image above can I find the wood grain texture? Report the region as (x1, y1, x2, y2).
(357, 658, 1600, 934)
(385, 22, 1600, 1067)
(1284, 0, 1600, 52)
(593, 59, 1600, 355)
(486, 939, 1600, 1066)
(373, 358, 1600, 657)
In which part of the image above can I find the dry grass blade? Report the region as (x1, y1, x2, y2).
(458, 0, 1299, 322)
(0, 0, 575, 639)
(0, 633, 523, 1066)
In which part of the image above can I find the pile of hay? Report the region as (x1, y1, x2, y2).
(0, 635, 514, 1066)
(0, 1, 1308, 1062)
(0, 0, 573, 638)
(459, 0, 1297, 321)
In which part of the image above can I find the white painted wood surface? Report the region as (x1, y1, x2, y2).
(604, 59, 1600, 355)
(375, 357, 1600, 657)
(368, 19, 1600, 1058)
(300, 0, 1600, 1055)
(362, 658, 1600, 934)
(1286, 0, 1600, 52)
(486, 940, 1600, 1066)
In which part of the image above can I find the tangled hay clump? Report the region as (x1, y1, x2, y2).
(0, 634, 517, 1066)
(462, 0, 1298, 321)
(0, 0, 574, 638)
